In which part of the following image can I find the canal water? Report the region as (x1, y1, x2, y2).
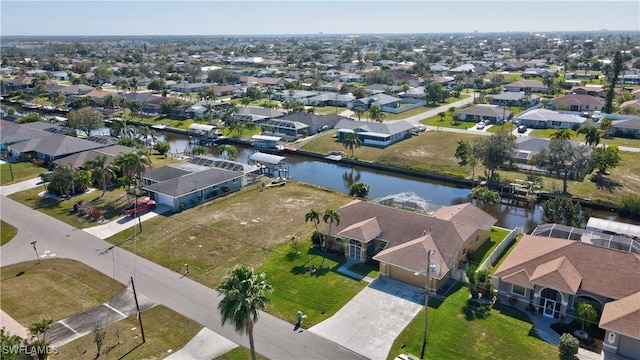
(0, 103, 625, 232)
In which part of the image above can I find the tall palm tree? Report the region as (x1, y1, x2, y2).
(367, 104, 386, 123)
(342, 132, 362, 158)
(322, 209, 341, 252)
(550, 129, 573, 141)
(217, 265, 273, 360)
(104, 94, 115, 113)
(265, 87, 274, 100)
(85, 155, 117, 197)
(130, 77, 139, 93)
(204, 87, 219, 102)
(218, 144, 239, 161)
(438, 112, 445, 122)
(203, 102, 216, 120)
(577, 125, 601, 147)
(304, 208, 321, 235)
(138, 126, 157, 149)
(114, 150, 153, 195)
(354, 108, 365, 121)
(240, 96, 251, 107)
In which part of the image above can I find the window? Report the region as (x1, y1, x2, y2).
(335, 237, 344, 244)
(512, 284, 526, 296)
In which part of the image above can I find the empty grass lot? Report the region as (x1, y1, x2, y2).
(0, 161, 47, 185)
(387, 283, 557, 360)
(300, 130, 483, 178)
(104, 181, 353, 289)
(0, 220, 17, 246)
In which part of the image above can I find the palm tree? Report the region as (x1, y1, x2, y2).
(265, 87, 274, 100)
(577, 125, 601, 147)
(29, 319, 53, 343)
(114, 150, 153, 195)
(367, 104, 386, 123)
(400, 83, 410, 95)
(48, 164, 76, 196)
(85, 155, 117, 197)
(204, 87, 219, 102)
(138, 126, 157, 149)
(322, 209, 341, 252)
(305, 208, 321, 235)
(104, 94, 115, 112)
(203, 102, 216, 120)
(240, 96, 251, 107)
(342, 132, 362, 158)
(354, 108, 365, 121)
(130, 77, 139, 93)
(550, 129, 573, 141)
(218, 144, 239, 161)
(438, 112, 445, 122)
(217, 265, 273, 360)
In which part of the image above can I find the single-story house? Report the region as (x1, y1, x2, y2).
(549, 94, 605, 112)
(260, 113, 346, 140)
(305, 93, 355, 107)
(515, 109, 588, 129)
(234, 106, 285, 123)
(1, 76, 34, 91)
(319, 200, 496, 290)
(571, 85, 606, 98)
(402, 86, 425, 99)
(510, 136, 587, 165)
(52, 144, 134, 169)
(7, 132, 107, 162)
(351, 94, 402, 111)
(456, 104, 512, 124)
(493, 235, 640, 359)
(490, 92, 540, 107)
(52, 84, 96, 96)
(522, 68, 553, 78)
(273, 90, 318, 102)
(169, 81, 210, 93)
(610, 118, 640, 139)
(334, 119, 414, 147)
(620, 100, 640, 113)
(364, 84, 401, 95)
(142, 160, 246, 210)
(239, 76, 290, 88)
(503, 80, 548, 93)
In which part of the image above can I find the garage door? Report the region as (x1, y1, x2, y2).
(618, 335, 640, 360)
(155, 193, 175, 209)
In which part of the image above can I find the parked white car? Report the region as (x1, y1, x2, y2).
(476, 123, 485, 130)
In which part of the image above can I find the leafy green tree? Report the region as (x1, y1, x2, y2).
(349, 182, 370, 198)
(126, 100, 143, 121)
(454, 140, 478, 179)
(474, 132, 516, 181)
(618, 194, 640, 218)
(192, 145, 207, 155)
(245, 86, 261, 100)
(342, 132, 362, 158)
(576, 302, 598, 331)
(591, 146, 620, 174)
(1, 328, 25, 360)
(604, 52, 624, 114)
(424, 83, 445, 104)
(28, 318, 53, 343)
(322, 209, 341, 251)
(469, 186, 500, 204)
(240, 96, 252, 107)
(154, 141, 171, 158)
(533, 139, 591, 193)
(542, 197, 583, 227)
(16, 113, 44, 123)
(67, 107, 104, 137)
(85, 155, 117, 197)
(576, 125, 601, 147)
(147, 77, 166, 91)
(217, 265, 273, 360)
(599, 118, 613, 138)
(367, 104, 386, 123)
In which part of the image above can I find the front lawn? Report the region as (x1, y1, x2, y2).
(0, 220, 17, 246)
(383, 106, 432, 121)
(0, 161, 47, 185)
(259, 243, 367, 327)
(313, 106, 344, 115)
(388, 284, 557, 360)
(423, 114, 470, 130)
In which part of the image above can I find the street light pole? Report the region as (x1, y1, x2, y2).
(30, 241, 40, 264)
(420, 250, 433, 360)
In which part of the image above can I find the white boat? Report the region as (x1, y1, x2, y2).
(151, 124, 168, 130)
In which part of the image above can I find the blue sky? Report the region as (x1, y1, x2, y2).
(2, 1, 639, 36)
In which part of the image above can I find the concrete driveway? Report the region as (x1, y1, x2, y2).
(309, 277, 424, 360)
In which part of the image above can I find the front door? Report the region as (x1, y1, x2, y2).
(349, 239, 361, 261)
(543, 298, 556, 318)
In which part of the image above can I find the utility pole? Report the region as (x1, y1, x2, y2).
(130, 277, 145, 343)
(420, 250, 434, 360)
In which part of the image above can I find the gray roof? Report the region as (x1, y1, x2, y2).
(354, 93, 401, 106)
(457, 105, 511, 118)
(492, 92, 540, 101)
(0, 124, 51, 145)
(9, 133, 106, 158)
(516, 109, 586, 124)
(278, 113, 347, 127)
(53, 144, 134, 168)
(335, 119, 414, 135)
(143, 166, 192, 182)
(236, 106, 285, 118)
(612, 118, 640, 130)
(144, 168, 242, 197)
(307, 93, 356, 102)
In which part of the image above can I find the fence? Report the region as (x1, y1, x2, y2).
(382, 99, 427, 114)
(478, 226, 524, 271)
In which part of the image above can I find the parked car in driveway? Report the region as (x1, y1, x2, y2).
(517, 125, 527, 133)
(476, 123, 485, 130)
(123, 199, 156, 217)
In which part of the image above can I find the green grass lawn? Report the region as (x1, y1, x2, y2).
(259, 242, 367, 328)
(0, 220, 17, 246)
(216, 347, 268, 360)
(51, 306, 202, 360)
(0, 162, 48, 185)
(104, 181, 353, 289)
(423, 114, 470, 130)
(347, 262, 379, 278)
(383, 106, 432, 121)
(300, 130, 483, 178)
(529, 129, 640, 149)
(313, 106, 344, 115)
(0, 259, 126, 325)
(491, 234, 523, 273)
(473, 227, 511, 267)
(387, 283, 557, 360)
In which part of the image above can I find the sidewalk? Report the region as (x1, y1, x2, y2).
(0, 177, 44, 196)
(82, 204, 172, 239)
(166, 328, 237, 360)
(0, 309, 29, 339)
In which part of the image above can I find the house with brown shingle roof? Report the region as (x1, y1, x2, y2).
(493, 235, 640, 359)
(549, 94, 605, 112)
(319, 200, 496, 289)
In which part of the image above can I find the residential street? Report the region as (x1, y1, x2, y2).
(0, 196, 366, 360)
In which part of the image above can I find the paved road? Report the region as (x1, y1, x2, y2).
(0, 196, 366, 360)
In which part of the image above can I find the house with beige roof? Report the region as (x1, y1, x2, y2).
(493, 235, 640, 359)
(319, 200, 497, 290)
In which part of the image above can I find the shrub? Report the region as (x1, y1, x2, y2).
(559, 333, 579, 360)
(618, 194, 640, 218)
(311, 231, 323, 247)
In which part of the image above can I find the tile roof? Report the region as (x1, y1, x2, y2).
(53, 145, 134, 168)
(457, 105, 511, 118)
(373, 235, 450, 278)
(9, 133, 106, 158)
(600, 291, 640, 339)
(335, 119, 414, 135)
(336, 217, 381, 243)
(494, 235, 640, 299)
(504, 80, 547, 89)
(551, 94, 605, 106)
